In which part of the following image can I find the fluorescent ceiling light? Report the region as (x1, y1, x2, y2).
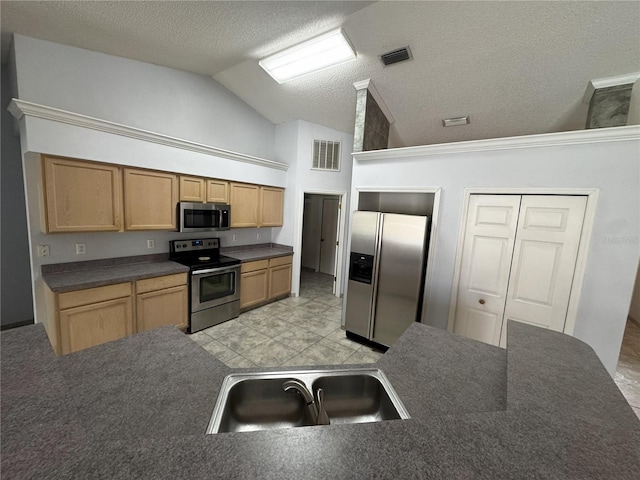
(259, 29, 356, 84)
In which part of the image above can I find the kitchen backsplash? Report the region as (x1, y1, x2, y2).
(34, 228, 274, 266)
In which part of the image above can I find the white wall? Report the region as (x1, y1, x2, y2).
(350, 130, 640, 375)
(12, 35, 276, 160)
(274, 120, 354, 295)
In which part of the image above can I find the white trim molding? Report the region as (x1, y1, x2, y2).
(583, 72, 640, 104)
(352, 125, 640, 161)
(7, 98, 289, 171)
(353, 78, 395, 125)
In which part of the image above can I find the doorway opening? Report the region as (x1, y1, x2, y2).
(301, 194, 341, 296)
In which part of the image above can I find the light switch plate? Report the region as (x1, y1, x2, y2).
(232, 234, 238, 242)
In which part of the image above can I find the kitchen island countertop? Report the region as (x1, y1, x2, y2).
(2, 320, 639, 479)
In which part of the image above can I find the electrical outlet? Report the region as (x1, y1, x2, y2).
(232, 234, 238, 242)
(75, 243, 86, 255)
(257, 233, 262, 240)
(37, 245, 50, 257)
(147, 239, 155, 249)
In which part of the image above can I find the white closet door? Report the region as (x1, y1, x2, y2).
(499, 195, 587, 345)
(453, 195, 521, 345)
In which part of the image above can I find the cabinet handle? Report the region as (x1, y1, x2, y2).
(479, 299, 485, 305)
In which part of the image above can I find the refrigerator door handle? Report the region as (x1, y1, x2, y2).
(369, 213, 384, 339)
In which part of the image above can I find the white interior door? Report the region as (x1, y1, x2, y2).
(453, 195, 521, 345)
(319, 198, 339, 276)
(499, 195, 587, 345)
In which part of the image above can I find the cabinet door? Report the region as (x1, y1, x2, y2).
(260, 187, 284, 227)
(229, 182, 260, 228)
(124, 168, 178, 230)
(453, 195, 521, 345)
(43, 156, 122, 232)
(207, 179, 229, 203)
(59, 296, 133, 354)
(179, 176, 206, 202)
(240, 269, 269, 309)
(136, 285, 188, 332)
(269, 263, 292, 300)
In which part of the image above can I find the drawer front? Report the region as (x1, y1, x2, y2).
(241, 259, 269, 274)
(136, 273, 188, 294)
(58, 282, 132, 310)
(269, 255, 293, 268)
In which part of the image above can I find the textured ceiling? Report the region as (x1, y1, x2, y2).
(2, 1, 639, 148)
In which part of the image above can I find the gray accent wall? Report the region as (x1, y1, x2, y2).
(1, 63, 33, 327)
(586, 84, 634, 129)
(353, 89, 390, 152)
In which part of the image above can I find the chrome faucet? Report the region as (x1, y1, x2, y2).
(282, 379, 330, 426)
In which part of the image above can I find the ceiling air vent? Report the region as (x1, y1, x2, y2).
(312, 140, 341, 171)
(380, 46, 412, 67)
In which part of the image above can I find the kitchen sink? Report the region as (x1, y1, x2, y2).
(206, 368, 410, 434)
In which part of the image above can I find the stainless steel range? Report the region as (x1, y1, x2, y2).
(169, 238, 241, 333)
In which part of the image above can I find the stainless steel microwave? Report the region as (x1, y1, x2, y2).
(178, 202, 230, 232)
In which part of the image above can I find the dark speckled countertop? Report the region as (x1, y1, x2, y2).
(2, 321, 639, 479)
(222, 243, 293, 262)
(41, 245, 293, 293)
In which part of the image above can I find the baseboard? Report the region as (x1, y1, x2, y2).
(0, 319, 35, 331)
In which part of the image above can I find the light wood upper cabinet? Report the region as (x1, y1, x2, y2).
(229, 182, 260, 228)
(207, 179, 229, 203)
(179, 176, 206, 202)
(260, 187, 284, 227)
(124, 168, 178, 230)
(136, 273, 188, 332)
(230, 183, 284, 228)
(42, 155, 123, 233)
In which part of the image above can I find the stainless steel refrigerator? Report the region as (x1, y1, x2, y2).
(344, 211, 429, 347)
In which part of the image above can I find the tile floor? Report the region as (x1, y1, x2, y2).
(615, 318, 640, 420)
(187, 269, 383, 368)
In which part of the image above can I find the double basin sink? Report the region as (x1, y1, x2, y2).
(207, 368, 410, 434)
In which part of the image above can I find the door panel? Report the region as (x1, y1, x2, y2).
(319, 198, 339, 275)
(500, 195, 587, 344)
(453, 195, 521, 345)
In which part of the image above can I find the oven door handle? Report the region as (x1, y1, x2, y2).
(191, 266, 239, 276)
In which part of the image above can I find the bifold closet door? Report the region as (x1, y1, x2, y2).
(498, 195, 587, 345)
(453, 195, 521, 345)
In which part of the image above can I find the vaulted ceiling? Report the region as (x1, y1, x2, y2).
(2, 1, 639, 147)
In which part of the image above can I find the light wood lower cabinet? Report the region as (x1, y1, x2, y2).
(240, 255, 292, 311)
(54, 283, 133, 355)
(44, 273, 188, 355)
(269, 256, 293, 299)
(136, 273, 188, 331)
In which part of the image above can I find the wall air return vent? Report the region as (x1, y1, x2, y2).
(380, 46, 412, 67)
(312, 140, 341, 171)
